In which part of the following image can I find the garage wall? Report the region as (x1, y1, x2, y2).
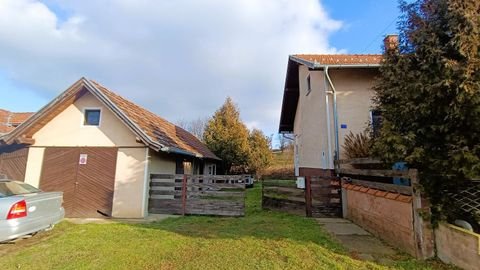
(112, 147, 148, 218)
(24, 147, 45, 187)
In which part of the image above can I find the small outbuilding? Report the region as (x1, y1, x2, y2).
(0, 78, 219, 218)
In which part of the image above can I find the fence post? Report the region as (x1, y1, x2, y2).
(305, 176, 312, 217)
(410, 169, 435, 259)
(182, 174, 187, 216)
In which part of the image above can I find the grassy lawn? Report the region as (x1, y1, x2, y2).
(0, 184, 454, 270)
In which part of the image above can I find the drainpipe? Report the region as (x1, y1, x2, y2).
(324, 68, 333, 169)
(325, 66, 340, 168)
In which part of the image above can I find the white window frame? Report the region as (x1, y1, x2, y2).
(82, 107, 102, 127)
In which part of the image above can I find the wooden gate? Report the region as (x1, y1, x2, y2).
(0, 144, 29, 181)
(148, 174, 246, 216)
(306, 176, 342, 217)
(39, 147, 117, 217)
(262, 175, 342, 217)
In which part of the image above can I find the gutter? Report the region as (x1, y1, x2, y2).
(324, 67, 333, 169)
(325, 67, 340, 166)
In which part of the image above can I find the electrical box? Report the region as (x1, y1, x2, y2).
(296, 177, 305, 189)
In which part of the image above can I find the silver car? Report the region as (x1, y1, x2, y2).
(0, 180, 64, 243)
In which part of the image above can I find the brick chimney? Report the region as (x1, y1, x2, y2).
(383, 34, 399, 52)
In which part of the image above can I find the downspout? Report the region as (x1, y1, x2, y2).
(325, 67, 340, 168)
(324, 67, 333, 169)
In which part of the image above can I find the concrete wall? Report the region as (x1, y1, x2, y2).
(294, 66, 330, 171)
(293, 67, 378, 172)
(23, 147, 45, 187)
(112, 147, 148, 218)
(435, 223, 480, 270)
(343, 184, 416, 256)
(149, 151, 176, 175)
(332, 69, 377, 159)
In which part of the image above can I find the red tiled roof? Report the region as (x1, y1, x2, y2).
(292, 54, 383, 66)
(0, 109, 34, 135)
(90, 81, 218, 160)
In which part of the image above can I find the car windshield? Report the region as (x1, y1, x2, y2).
(0, 181, 41, 198)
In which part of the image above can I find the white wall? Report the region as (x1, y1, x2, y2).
(293, 66, 378, 171)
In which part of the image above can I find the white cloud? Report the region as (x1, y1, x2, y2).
(0, 0, 343, 135)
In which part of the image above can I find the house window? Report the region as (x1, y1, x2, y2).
(206, 164, 216, 175)
(370, 110, 382, 137)
(84, 109, 101, 126)
(306, 75, 312, 95)
(176, 158, 192, 175)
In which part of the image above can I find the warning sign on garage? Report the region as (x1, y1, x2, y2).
(79, 154, 88, 165)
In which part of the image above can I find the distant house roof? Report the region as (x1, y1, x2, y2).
(279, 54, 382, 133)
(1, 78, 219, 160)
(0, 109, 34, 135)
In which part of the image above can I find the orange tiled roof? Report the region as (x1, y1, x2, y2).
(342, 183, 412, 203)
(292, 54, 383, 66)
(90, 81, 218, 160)
(0, 109, 34, 135)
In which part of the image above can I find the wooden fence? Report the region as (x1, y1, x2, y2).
(262, 179, 305, 215)
(307, 175, 342, 217)
(148, 174, 246, 217)
(262, 175, 342, 218)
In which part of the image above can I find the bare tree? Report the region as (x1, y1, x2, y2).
(277, 133, 287, 152)
(176, 117, 208, 140)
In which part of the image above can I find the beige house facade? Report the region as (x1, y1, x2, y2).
(279, 53, 384, 177)
(0, 78, 219, 218)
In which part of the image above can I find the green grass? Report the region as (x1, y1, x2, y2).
(0, 185, 455, 270)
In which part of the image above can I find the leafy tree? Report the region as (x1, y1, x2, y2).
(373, 0, 480, 224)
(204, 97, 250, 173)
(248, 129, 273, 177)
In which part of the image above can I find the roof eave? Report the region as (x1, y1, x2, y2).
(289, 55, 381, 69)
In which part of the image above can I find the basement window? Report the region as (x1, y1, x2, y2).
(84, 109, 101, 126)
(306, 75, 312, 96)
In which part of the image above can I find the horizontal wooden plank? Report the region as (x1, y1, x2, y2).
(150, 194, 175, 199)
(346, 179, 413, 195)
(336, 158, 382, 165)
(338, 168, 410, 178)
(263, 194, 305, 202)
(262, 180, 297, 188)
(150, 174, 175, 180)
(187, 183, 245, 189)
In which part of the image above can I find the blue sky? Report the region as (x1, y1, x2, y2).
(0, 0, 402, 141)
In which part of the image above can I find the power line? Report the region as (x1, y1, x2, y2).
(361, 17, 398, 53)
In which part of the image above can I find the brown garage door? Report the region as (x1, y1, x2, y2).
(39, 147, 118, 218)
(0, 144, 29, 181)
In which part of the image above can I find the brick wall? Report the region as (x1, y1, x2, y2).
(343, 183, 416, 256)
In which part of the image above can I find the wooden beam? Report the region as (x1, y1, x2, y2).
(338, 168, 409, 178)
(336, 158, 383, 165)
(347, 179, 413, 195)
(14, 136, 35, 145)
